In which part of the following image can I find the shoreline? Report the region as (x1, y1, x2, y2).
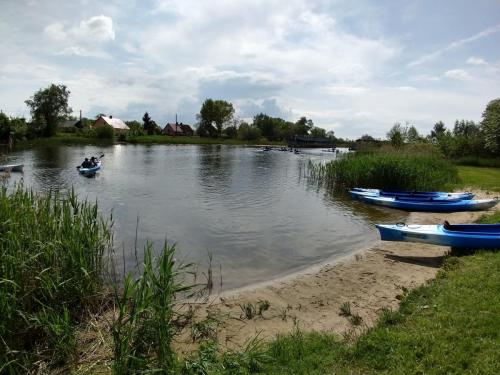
(173, 191, 497, 353)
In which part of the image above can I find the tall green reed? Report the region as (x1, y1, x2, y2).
(112, 242, 195, 374)
(308, 151, 458, 191)
(0, 185, 112, 373)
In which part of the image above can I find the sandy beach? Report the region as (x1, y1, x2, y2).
(173, 190, 498, 353)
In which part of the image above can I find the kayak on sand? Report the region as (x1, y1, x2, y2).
(350, 188, 474, 200)
(358, 194, 497, 212)
(376, 221, 500, 248)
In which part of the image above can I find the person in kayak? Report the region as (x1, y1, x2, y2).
(90, 156, 97, 167)
(81, 158, 91, 168)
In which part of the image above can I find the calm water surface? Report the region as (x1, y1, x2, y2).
(6, 144, 404, 290)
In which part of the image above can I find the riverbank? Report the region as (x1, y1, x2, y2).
(14, 133, 286, 148)
(73, 189, 499, 374)
(173, 191, 496, 353)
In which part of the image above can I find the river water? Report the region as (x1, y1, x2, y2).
(5, 144, 403, 290)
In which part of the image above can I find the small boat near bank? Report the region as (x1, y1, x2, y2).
(350, 188, 474, 200)
(376, 222, 500, 248)
(358, 194, 497, 212)
(0, 164, 24, 172)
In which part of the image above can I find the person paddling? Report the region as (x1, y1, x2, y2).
(81, 158, 91, 168)
(90, 156, 97, 167)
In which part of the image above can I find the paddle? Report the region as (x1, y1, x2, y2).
(76, 154, 105, 169)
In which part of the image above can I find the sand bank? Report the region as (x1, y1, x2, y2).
(174, 191, 497, 352)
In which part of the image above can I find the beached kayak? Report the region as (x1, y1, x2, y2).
(350, 188, 474, 200)
(358, 194, 497, 212)
(78, 161, 101, 175)
(0, 164, 23, 172)
(376, 222, 500, 248)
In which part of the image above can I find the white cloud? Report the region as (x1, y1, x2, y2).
(466, 57, 487, 65)
(443, 69, 471, 80)
(44, 15, 115, 57)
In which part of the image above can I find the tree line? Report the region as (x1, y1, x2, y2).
(381, 98, 500, 157)
(1, 83, 499, 157)
(0, 84, 332, 143)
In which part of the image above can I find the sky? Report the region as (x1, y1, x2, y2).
(1, 0, 499, 139)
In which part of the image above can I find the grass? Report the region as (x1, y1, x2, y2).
(308, 151, 459, 191)
(453, 166, 500, 192)
(179, 210, 500, 374)
(454, 156, 500, 168)
(15, 133, 286, 148)
(0, 186, 111, 373)
(202, 252, 500, 374)
(112, 242, 195, 374)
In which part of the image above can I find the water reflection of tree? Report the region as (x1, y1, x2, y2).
(197, 145, 233, 194)
(32, 145, 73, 192)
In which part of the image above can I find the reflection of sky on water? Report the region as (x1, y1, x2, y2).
(4, 145, 398, 290)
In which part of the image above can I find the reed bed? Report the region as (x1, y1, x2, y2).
(0, 185, 112, 373)
(112, 242, 195, 374)
(307, 152, 458, 191)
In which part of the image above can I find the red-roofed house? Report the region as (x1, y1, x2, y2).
(93, 115, 130, 131)
(162, 122, 194, 136)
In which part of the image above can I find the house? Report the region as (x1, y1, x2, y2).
(59, 119, 82, 129)
(162, 122, 194, 136)
(93, 115, 129, 131)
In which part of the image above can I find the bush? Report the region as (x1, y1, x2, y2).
(238, 123, 261, 141)
(94, 124, 114, 139)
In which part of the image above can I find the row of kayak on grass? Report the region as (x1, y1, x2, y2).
(350, 188, 500, 249)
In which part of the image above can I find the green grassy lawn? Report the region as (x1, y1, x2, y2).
(255, 251, 500, 374)
(454, 166, 500, 192)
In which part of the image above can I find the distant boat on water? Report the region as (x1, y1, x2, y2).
(0, 164, 23, 172)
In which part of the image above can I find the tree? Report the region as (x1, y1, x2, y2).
(294, 117, 313, 135)
(126, 120, 144, 136)
(481, 98, 500, 155)
(310, 127, 326, 138)
(25, 84, 72, 136)
(142, 112, 156, 135)
(387, 122, 407, 148)
(237, 122, 261, 141)
(406, 126, 421, 143)
(430, 121, 446, 140)
(359, 134, 375, 142)
(199, 99, 234, 137)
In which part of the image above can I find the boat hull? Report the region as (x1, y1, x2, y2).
(358, 195, 497, 212)
(79, 161, 101, 175)
(376, 224, 500, 248)
(350, 188, 474, 200)
(0, 164, 24, 172)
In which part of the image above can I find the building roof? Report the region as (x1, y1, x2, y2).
(99, 116, 129, 130)
(164, 123, 193, 133)
(60, 120, 80, 128)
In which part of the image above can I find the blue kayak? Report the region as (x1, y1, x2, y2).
(358, 194, 497, 212)
(350, 188, 474, 200)
(79, 161, 101, 175)
(376, 222, 500, 248)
